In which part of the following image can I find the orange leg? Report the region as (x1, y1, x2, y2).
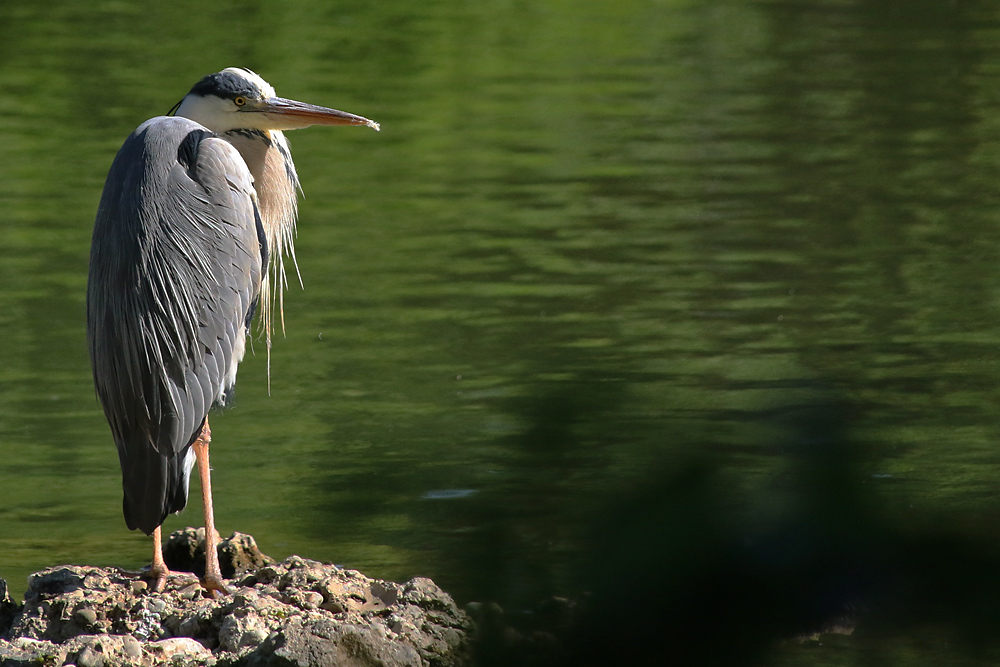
(149, 525, 170, 592)
(193, 419, 230, 597)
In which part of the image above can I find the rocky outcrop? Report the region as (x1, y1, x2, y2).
(0, 530, 471, 666)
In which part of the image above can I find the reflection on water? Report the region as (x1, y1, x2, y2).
(421, 489, 478, 500)
(3, 0, 1000, 661)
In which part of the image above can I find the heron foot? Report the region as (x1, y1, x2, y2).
(200, 573, 231, 599)
(145, 563, 171, 593)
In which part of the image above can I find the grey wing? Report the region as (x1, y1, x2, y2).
(87, 116, 264, 535)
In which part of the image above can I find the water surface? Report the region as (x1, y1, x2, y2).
(3, 0, 1000, 662)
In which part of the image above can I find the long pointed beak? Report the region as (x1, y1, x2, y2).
(257, 97, 380, 131)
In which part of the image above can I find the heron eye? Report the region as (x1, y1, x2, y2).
(234, 96, 247, 107)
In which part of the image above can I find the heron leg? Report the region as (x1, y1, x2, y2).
(148, 525, 170, 592)
(193, 419, 230, 598)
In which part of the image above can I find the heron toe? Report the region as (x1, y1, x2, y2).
(200, 573, 231, 599)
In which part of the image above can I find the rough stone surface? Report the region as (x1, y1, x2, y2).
(0, 529, 471, 667)
(164, 528, 275, 580)
(0, 577, 19, 640)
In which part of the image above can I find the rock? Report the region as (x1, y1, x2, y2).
(255, 616, 422, 667)
(147, 636, 212, 662)
(0, 577, 20, 638)
(122, 634, 141, 659)
(164, 528, 275, 579)
(0, 636, 66, 666)
(218, 532, 275, 579)
(0, 528, 471, 666)
(76, 643, 104, 667)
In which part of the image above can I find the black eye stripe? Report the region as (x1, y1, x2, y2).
(189, 71, 260, 102)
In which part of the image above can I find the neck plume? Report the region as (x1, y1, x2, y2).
(224, 128, 302, 385)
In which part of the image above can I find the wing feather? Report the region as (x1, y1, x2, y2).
(87, 116, 263, 534)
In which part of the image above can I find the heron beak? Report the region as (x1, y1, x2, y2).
(256, 97, 380, 131)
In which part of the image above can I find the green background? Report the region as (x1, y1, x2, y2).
(4, 0, 1000, 662)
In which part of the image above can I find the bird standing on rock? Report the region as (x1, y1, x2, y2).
(87, 67, 379, 596)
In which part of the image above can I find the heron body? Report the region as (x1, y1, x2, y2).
(87, 68, 378, 594)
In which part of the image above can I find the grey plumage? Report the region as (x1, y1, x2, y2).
(88, 116, 263, 534)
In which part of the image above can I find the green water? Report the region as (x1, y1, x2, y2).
(4, 0, 1000, 662)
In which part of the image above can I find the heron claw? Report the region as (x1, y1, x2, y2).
(200, 574, 231, 599)
(145, 565, 171, 593)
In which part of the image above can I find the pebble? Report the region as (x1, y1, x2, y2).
(149, 637, 211, 659)
(179, 582, 202, 600)
(122, 635, 142, 659)
(74, 607, 99, 626)
(178, 616, 201, 636)
(321, 600, 346, 614)
(76, 644, 104, 667)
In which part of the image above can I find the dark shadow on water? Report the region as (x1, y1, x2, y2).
(437, 381, 1000, 666)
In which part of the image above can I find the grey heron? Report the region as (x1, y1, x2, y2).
(87, 67, 378, 596)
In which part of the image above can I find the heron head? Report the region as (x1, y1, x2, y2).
(172, 67, 380, 134)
